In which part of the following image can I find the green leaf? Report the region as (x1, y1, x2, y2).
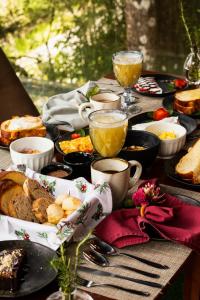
(74, 128, 86, 136)
(86, 85, 100, 99)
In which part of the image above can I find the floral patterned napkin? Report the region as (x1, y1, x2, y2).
(0, 166, 112, 250)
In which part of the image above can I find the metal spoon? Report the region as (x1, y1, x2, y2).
(89, 237, 169, 270)
(83, 248, 160, 278)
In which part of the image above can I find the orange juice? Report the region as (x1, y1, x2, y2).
(113, 52, 143, 88)
(89, 111, 128, 157)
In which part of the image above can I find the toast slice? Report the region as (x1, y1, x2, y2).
(23, 178, 55, 202)
(175, 138, 200, 183)
(0, 116, 46, 145)
(32, 197, 54, 223)
(7, 185, 38, 222)
(174, 88, 200, 115)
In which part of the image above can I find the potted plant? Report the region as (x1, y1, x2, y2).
(47, 231, 93, 300)
(179, 0, 200, 85)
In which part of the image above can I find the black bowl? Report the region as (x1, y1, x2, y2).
(63, 152, 94, 178)
(41, 163, 73, 179)
(118, 130, 160, 168)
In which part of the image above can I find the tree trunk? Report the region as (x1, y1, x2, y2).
(125, 0, 188, 74)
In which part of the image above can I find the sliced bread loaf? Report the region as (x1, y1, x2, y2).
(175, 138, 200, 183)
(0, 171, 27, 186)
(32, 197, 54, 223)
(23, 178, 55, 202)
(7, 185, 38, 222)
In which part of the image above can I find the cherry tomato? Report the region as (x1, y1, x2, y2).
(71, 133, 81, 139)
(174, 79, 187, 89)
(153, 108, 169, 121)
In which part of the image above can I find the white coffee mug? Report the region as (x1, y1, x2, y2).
(91, 158, 142, 210)
(79, 93, 121, 121)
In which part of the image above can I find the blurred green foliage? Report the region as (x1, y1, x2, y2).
(0, 0, 125, 84)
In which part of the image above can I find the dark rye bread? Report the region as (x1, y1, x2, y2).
(23, 178, 55, 202)
(32, 197, 54, 223)
(8, 185, 38, 222)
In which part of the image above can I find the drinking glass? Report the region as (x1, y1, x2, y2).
(89, 109, 128, 158)
(113, 50, 143, 114)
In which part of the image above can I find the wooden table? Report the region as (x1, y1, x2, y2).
(0, 75, 200, 300)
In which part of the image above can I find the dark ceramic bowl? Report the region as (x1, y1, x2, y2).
(63, 152, 94, 178)
(41, 163, 73, 179)
(118, 130, 160, 168)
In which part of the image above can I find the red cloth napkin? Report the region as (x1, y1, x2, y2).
(95, 180, 200, 253)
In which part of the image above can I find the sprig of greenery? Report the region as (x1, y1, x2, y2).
(51, 231, 91, 299)
(179, 0, 195, 48)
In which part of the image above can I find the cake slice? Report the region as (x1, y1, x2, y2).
(175, 138, 200, 183)
(0, 248, 25, 291)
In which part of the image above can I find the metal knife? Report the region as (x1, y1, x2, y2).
(79, 266, 163, 288)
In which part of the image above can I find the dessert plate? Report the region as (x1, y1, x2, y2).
(128, 112, 197, 136)
(164, 150, 200, 190)
(0, 240, 57, 298)
(163, 95, 200, 119)
(132, 74, 187, 97)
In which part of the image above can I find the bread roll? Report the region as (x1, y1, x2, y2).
(47, 203, 64, 224)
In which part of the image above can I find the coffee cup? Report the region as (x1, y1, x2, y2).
(91, 158, 142, 210)
(79, 93, 121, 121)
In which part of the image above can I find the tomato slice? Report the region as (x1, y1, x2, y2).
(153, 108, 170, 121)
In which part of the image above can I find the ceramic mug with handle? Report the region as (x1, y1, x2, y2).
(91, 157, 142, 210)
(79, 93, 121, 121)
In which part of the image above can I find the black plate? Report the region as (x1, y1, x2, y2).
(164, 150, 200, 190)
(0, 240, 57, 298)
(128, 112, 197, 136)
(132, 74, 188, 97)
(163, 94, 200, 119)
(55, 128, 90, 155)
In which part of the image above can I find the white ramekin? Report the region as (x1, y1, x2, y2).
(10, 137, 54, 171)
(146, 122, 187, 158)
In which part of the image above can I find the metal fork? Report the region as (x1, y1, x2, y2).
(77, 276, 150, 297)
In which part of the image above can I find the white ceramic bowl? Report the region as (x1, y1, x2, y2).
(10, 137, 54, 171)
(146, 122, 186, 158)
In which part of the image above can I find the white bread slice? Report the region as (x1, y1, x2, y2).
(23, 178, 55, 202)
(174, 88, 200, 115)
(175, 138, 200, 183)
(175, 88, 200, 102)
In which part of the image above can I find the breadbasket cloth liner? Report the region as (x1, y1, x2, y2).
(0, 166, 112, 250)
(95, 179, 200, 253)
(42, 81, 96, 131)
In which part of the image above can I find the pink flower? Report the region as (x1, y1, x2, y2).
(132, 188, 149, 207)
(132, 181, 166, 207)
